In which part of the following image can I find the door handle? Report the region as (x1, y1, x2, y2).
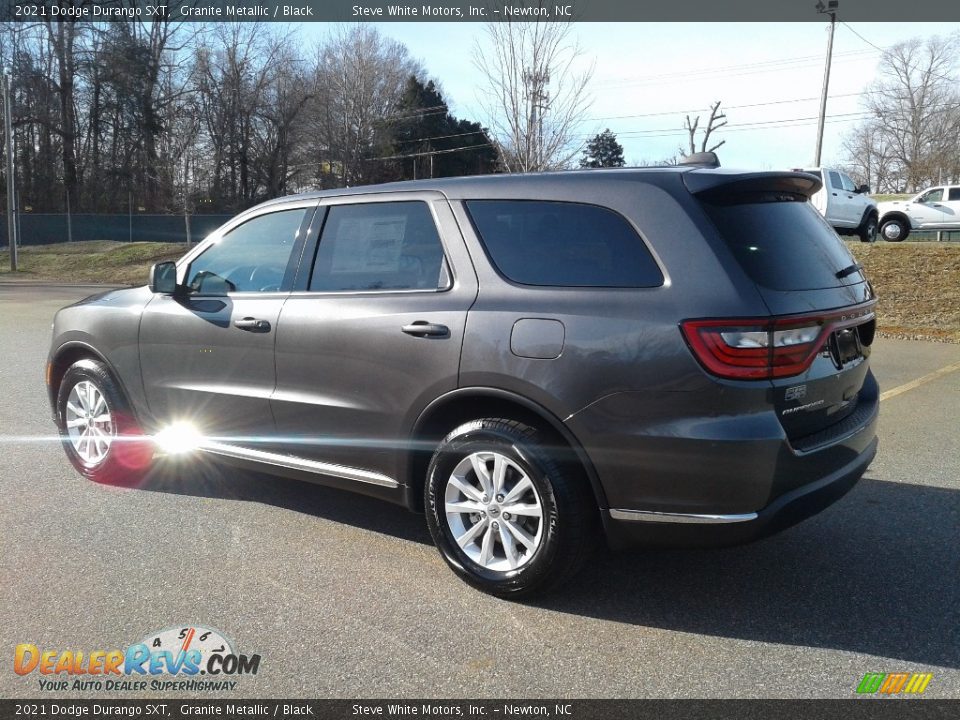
(234, 317, 271, 332)
(402, 321, 449, 338)
(832, 192, 838, 196)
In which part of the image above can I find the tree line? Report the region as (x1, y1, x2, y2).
(842, 33, 960, 193)
(0, 20, 499, 215)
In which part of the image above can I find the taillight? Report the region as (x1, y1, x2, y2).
(682, 317, 829, 379)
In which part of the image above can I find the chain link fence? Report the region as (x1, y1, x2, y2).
(0, 213, 234, 246)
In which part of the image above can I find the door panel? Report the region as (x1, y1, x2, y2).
(942, 188, 960, 226)
(909, 188, 946, 228)
(138, 204, 316, 440)
(838, 172, 862, 226)
(825, 171, 850, 225)
(270, 195, 477, 483)
(139, 294, 285, 440)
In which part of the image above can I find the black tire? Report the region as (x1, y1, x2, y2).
(56, 358, 153, 486)
(858, 213, 878, 243)
(424, 418, 598, 598)
(880, 218, 908, 242)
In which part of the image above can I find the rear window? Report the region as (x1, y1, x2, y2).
(465, 200, 663, 288)
(700, 194, 861, 291)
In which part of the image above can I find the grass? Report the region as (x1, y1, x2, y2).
(846, 240, 960, 343)
(870, 193, 912, 202)
(0, 240, 186, 286)
(1, 239, 957, 343)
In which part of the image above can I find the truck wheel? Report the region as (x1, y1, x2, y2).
(880, 218, 908, 242)
(858, 214, 878, 243)
(424, 419, 598, 598)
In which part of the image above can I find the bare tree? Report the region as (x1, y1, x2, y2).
(474, 15, 594, 172)
(192, 24, 300, 208)
(41, 16, 84, 209)
(684, 101, 727, 155)
(841, 122, 895, 193)
(845, 33, 960, 192)
(308, 26, 422, 187)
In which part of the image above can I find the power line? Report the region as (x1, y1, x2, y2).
(394, 129, 487, 144)
(601, 111, 871, 137)
(591, 48, 880, 91)
(604, 114, 870, 142)
(840, 21, 886, 53)
(584, 92, 865, 123)
(369, 143, 496, 161)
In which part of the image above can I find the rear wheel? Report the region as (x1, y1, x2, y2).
(424, 418, 597, 598)
(880, 218, 908, 242)
(57, 359, 153, 485)
(858, 213, 878, 243)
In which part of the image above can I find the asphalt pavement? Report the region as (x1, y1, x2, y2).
(1, 283, 958, 699)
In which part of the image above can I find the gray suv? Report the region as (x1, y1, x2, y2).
(47, 161, 879, 597)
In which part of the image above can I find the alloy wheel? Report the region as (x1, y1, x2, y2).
(444, 451, 544, 572)
(65, 380, 114, 466)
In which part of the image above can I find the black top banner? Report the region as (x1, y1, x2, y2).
(4, 0, 960, 22)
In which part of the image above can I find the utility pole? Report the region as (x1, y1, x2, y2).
(2, 67, 18, 271)
(814, 0, 839, 166)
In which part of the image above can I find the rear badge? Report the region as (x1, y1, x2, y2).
(782, 399, 825, 415)
(785, 384, 807, 402)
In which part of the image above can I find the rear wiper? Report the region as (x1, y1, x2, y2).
(835, 262, 863, 279)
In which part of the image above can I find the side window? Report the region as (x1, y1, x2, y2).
(310, 201, 448, 292)
(919, 188, 943, 203)
(186, 208, 307, 293)
(839, 173, 857, 192)
(949, 188, 960, 202)
(828, 171, 843, 189)
(465, 200, 663, 288)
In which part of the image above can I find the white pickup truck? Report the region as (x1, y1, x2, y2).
(799, 167, 878, 242)
(877, 185, 960, 241)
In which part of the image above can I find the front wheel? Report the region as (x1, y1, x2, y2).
(880, 218, 908, 242)
(56, 359, 153, 485)
(424, 419, 597, 598)
(858, 214, 878, 243)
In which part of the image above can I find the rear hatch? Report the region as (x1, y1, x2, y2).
(682, 171, 877, 446)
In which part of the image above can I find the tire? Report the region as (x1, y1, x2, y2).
(858, 213, 878, 243)
(880, 218, 908, 242)
(56, 358, 153, 485)
(424, 418, 598, 598)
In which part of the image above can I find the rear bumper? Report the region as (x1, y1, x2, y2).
(602, 435, 877, 549)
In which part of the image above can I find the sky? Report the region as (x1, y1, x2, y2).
(303, 21, 960, 171)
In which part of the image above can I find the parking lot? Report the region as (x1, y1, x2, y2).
(1, 282, 958, 699)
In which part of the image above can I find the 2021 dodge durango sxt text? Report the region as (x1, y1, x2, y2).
(47, 161, 879, 597)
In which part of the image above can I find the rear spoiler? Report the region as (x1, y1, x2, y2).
(682, 170, 822, 199)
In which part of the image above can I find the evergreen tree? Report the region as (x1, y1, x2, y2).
(580, 129, 626, 168)
(392, 77, 499, 179)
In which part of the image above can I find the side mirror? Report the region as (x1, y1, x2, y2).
(149, 261, 178, 294)
(857, 184, 870, 194)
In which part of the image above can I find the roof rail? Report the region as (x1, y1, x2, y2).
(679, 152, 720, 168)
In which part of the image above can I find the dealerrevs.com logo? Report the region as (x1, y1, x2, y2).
(856, 672, 934, 696)
(14, 625, 261, 692)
